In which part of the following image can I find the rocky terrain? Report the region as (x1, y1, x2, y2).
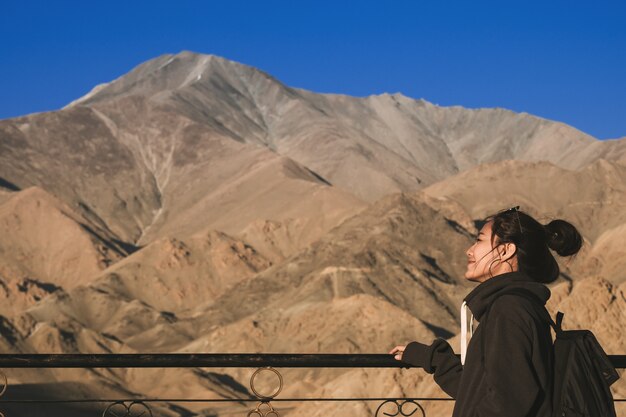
(0, 51, 624, 416)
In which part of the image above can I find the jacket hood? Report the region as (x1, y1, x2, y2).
(463, 271, 551, 321)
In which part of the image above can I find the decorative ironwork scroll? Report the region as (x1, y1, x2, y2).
(248, 367, 283, 417)
(375, 399, 425, 417)
(247, 401, 280, 417)
(102, 400, 153, 417)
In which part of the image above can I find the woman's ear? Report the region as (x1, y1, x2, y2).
(499, 242, 517, 262)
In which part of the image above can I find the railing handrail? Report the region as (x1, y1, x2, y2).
(0, 354, 625, 368)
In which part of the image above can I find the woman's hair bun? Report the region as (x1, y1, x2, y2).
(544, 219, 583, 256)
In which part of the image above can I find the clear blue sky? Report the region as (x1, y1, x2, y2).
(1, 0, 625, 139)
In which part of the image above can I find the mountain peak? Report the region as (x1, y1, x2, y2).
(67, 52, 277, 107)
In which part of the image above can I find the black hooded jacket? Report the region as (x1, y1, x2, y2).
(402, 272, 554, 417)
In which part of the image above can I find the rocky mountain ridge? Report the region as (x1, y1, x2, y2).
(0, 51, 624, 416)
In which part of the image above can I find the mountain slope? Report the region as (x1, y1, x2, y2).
(0, 187, 128, 316)
(66, 51, 626, 202)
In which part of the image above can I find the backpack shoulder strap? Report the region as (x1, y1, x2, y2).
(554, 311, 564, 333)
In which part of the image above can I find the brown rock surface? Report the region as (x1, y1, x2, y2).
(90, 230, 273, 316)
(0, 187, 127, 316)
(190, 193, 476, 343)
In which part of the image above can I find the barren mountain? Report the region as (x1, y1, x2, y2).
(3, 51, 625, 251)
(87, 230, 273, 316)
(1, 191, 477, 416)
(13, 192, 471, 352)
(70, 51, 626, 185)
(188, 193, 476, 343)
(1, 51, 625, 416)
(0, 106, 161, 242)
(0, 193, 477, 416)
(144, 151, 364, 247)
(586, 223, 626, 284)
(0, 187, 128, 316)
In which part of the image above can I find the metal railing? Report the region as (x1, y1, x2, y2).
(0, 354, 624, 417)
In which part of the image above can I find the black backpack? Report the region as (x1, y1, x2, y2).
(551, 311, 620, 417)
(487, 289, 620, 417)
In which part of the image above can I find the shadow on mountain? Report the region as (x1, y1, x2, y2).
(473, 219, 487, 232)
(0, 177, 19, 191)
(306, 168, 332, 186)
(445, 218, 473, 238)
(1, 381, 194, 417)
(111, 237, 141, 255)
(420, 253, 453, 284)
(1, 382, 107, 417)
(423, 321, 455, 339)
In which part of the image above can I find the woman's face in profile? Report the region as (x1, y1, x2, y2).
(465, 221, 498, 282)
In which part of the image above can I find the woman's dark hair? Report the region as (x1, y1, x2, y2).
(487, 207, 583, 283)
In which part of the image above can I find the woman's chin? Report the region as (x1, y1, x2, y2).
(464, 271, 483, 282)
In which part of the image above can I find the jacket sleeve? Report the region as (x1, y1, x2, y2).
(401, 339, 463, 398)
(475, 299, 541, 417)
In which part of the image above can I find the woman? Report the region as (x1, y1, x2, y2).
(390, 207, 582, 417)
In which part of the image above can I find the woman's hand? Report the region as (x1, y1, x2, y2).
(389, 345, 407, 361)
